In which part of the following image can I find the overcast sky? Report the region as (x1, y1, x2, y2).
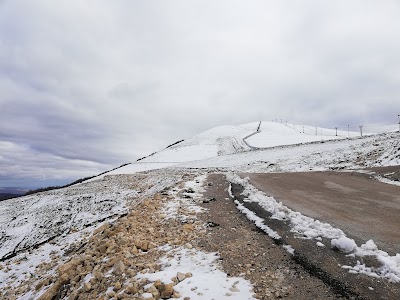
(1, 0, 399, 188)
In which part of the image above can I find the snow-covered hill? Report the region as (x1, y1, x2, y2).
(90, 121, 369, 179)
(245, 122, 358, 148)
(182, 131, 400, 173)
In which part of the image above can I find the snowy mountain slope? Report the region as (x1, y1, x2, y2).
(245, 122, 359, 148)
(180, 132, 400, 173)
(89, 121, 364, 180)
(85, 123, 257, 181)
(141, 124, 255, 162)
(0, 171, 182, 260)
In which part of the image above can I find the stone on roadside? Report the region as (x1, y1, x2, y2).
(160, 283, 174, 299)
(147, 284, 160, 298)
(113, 260, 125, 275)
(83, 282, 92, 292)
(114, 281, 122, 290)
(177, 272, 186, 282)
(60, 273, 69, 284)
(126, 283, 139, 294)
(36, 281, 61, 300)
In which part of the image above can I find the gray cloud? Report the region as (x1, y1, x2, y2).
(1, 0, 399, 187)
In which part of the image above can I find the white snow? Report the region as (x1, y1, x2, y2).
(182, 174, 207, 200)
(180, 131, 400, 173)
(161, 174, 207, 221)
(136, 246, 256, 300)
(87, 123, 257, 181)
(85, 162, 177, 182)
(234, 200, 281, 240)
(283, 245, 295, 255)
(331, 237, 357, 253)
(245, 122, 357, 148)
(341, 240, 400, 282)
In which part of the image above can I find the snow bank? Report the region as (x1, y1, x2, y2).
(374, 175, 400, 187)
(331, 237, 357, 253)
(233, 200, 281, 240)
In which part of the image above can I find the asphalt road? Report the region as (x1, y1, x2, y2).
(241, 167, 400, 255)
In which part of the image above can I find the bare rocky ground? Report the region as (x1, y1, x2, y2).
(1, 170, 399, 300)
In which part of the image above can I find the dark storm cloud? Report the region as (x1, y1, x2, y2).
(1, 0, 400, 187)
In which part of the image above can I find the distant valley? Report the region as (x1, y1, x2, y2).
(0, 187, 28, 201)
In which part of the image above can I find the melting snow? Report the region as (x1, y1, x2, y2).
(136, 246, 256, 300)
